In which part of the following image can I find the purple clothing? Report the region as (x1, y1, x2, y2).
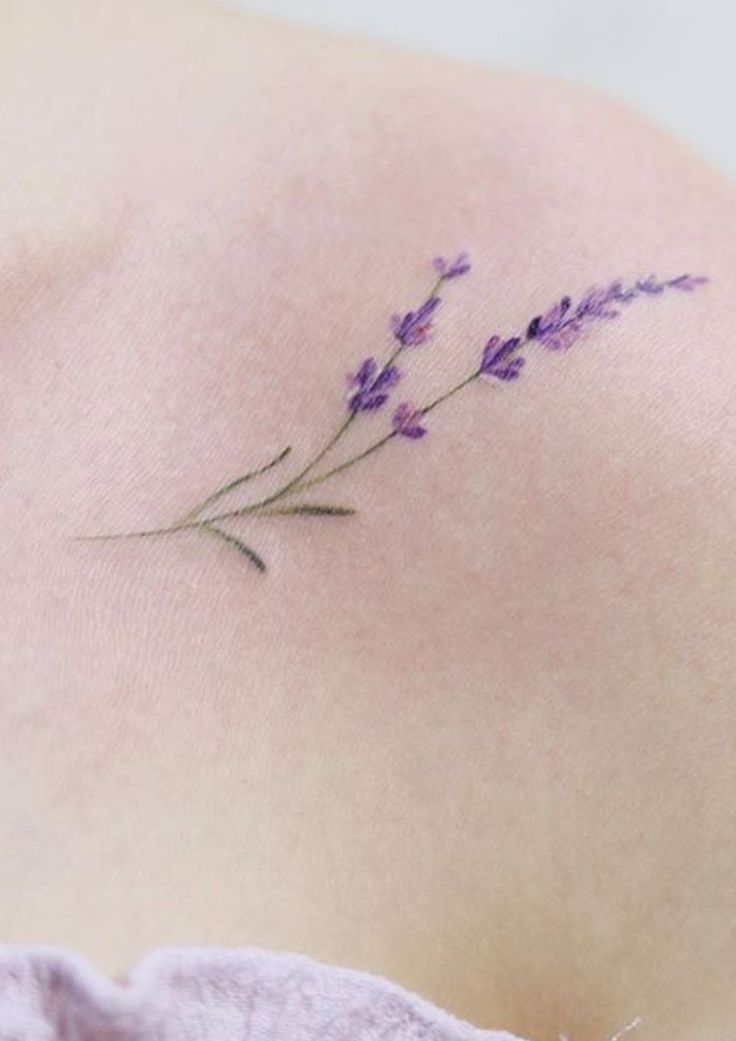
(0, 946, 528, 1041)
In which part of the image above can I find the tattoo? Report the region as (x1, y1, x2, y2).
(76, 254, 708, 573)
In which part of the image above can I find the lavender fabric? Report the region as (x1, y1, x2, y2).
(0, 946, 529, 1041)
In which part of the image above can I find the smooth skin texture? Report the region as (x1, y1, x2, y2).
(1, 3, 735, 1039)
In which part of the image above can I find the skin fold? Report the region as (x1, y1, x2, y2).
(1, 3, 735, 1039)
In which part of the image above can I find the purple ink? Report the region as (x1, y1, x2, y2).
(479, 335, 525, 381)
(347, 357, 401, 413)
(666, 274, 709, 292)
(433, 252, 472, 280)
(390, 296, 442, 348)
(522, 273, 710, 355)
(392, 402, 428, 439)
(82, 252, 709, 574)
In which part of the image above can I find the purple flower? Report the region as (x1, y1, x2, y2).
(635, 275, 666, 295)
(521, 272, 708, 356)
(537, 319, 586, 351)
(574, 284, 621, 319)
(607, 279, 638, 303)
(528, 281, 631, 352)
(347, 357, 401, 413)
(392, 402, 428, 439)
(527, 288, 618, 348)
(527, 296, 572, 340)
(666, 273, 710, 292)
(479, 335, 525, 381)
(432, 252, 472, 280)
(390, 296, 441, 348)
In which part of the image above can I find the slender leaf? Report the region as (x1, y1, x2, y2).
(181, 446, 292, 523)
(201, 523, 267, 572)
(261, 504, 357, 517)
(215, 445, 292, 493)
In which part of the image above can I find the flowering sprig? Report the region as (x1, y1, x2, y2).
(392, 402, 428, 439)
(433, 252, 471, 279)
(78, 257, 708, 572)
(475, 272, 710, 387)
(390, 296, 441, 348)
(480, 336, 524, 380)
(389, 253, 471, 350)
(347, 358, 401, 413)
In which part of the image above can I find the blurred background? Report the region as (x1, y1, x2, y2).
(227, 0, 736, 178)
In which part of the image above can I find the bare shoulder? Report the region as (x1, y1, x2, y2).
(1, 6, 735, 1041)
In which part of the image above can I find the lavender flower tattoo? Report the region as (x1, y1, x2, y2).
(78, 255, 708, 572)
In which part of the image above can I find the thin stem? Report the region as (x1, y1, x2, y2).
(81, 361, 491, 539)
(300, 371, 485, 488)
(177, 445, 292, 524)
(247, 412, 356, 511)
(75, 363, 483, 545)
(428, 274, 444, 299)
(420, 370, 481, 414)
(281, 371, 484, 496)
(293, 433, 398, 493)
(276, 368, 491, 495)
(78, 270, 460, 550)
(196, 435, 397, 523)
(75, 521, 197, 541)
(282, 272, 444, 485)
(200, 367, 489, 519)
(198, 271, 449, 519)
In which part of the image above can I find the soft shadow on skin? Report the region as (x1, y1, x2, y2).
(1, 5, 736, 1041)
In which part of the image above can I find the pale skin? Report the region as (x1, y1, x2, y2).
(1, 3, 735, 1040)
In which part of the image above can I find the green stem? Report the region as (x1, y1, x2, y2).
(201, 368, 487, 520)
(75, 522, 197, 541)
(78, 272, 459, 550)
(297, 371, 483, 492)
(267, 432, 398, 496)
(421, 370, 481, 415)
(197, 434, 396, 522)
(77, 519, 267, 571)
(177, 445, 292, 524)
(199, 272, 448, 519)
(296, 371, 483, 491)
(76, 366, 487, 547)
(428, 274, 445, 299)
(247, 411, 356, 511)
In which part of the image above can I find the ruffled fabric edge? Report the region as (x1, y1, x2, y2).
(0, 944, 531, 1041)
